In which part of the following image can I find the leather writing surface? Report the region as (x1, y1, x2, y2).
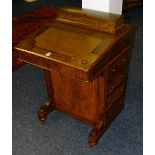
(14, 8, 131, 81)
(35, 27, 102, 57)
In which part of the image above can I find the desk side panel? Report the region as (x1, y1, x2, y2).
(49, 71, 105, 125)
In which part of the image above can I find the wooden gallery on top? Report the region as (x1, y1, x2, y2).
(15, 7, 133, 146)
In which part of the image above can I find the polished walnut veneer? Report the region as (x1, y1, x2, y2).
(15, 7, 133, 147)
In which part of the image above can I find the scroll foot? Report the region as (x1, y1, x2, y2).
(37, 98, 54, 124)
(88, 117, 105, 147)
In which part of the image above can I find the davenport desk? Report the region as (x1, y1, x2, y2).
(15, 7, 133, 147)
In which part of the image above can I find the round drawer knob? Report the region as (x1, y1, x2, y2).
(110, 85, 116, 89)
(121, 58, 126, 62)
(111, 68, 117, 73)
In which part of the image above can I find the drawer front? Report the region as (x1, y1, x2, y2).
(107, 75, 125, 96)
(105, 50, 128, 111)
(105, 95, 124, 128)
(106, 51, 128, 90)
(106, 81, 125, 110)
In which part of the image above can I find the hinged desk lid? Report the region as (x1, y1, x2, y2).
(15, 8, 131, 82)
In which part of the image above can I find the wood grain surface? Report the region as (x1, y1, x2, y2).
(14, 7, 133, 147)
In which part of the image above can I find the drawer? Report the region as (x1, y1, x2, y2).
(106, 81, 125, 110)
(105, 95, 124, 128)
(106, 51, 128, 85)
(107, 74, 125, 95)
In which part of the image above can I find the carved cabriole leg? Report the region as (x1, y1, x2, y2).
(37, 70, 55, 124)
(88, 116, 105, 147)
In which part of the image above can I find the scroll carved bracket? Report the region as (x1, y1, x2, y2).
(88, 115, 105, 147)
(37, 98, 54, 124)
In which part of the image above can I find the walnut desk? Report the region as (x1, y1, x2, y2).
(15, 8, 133, 147)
